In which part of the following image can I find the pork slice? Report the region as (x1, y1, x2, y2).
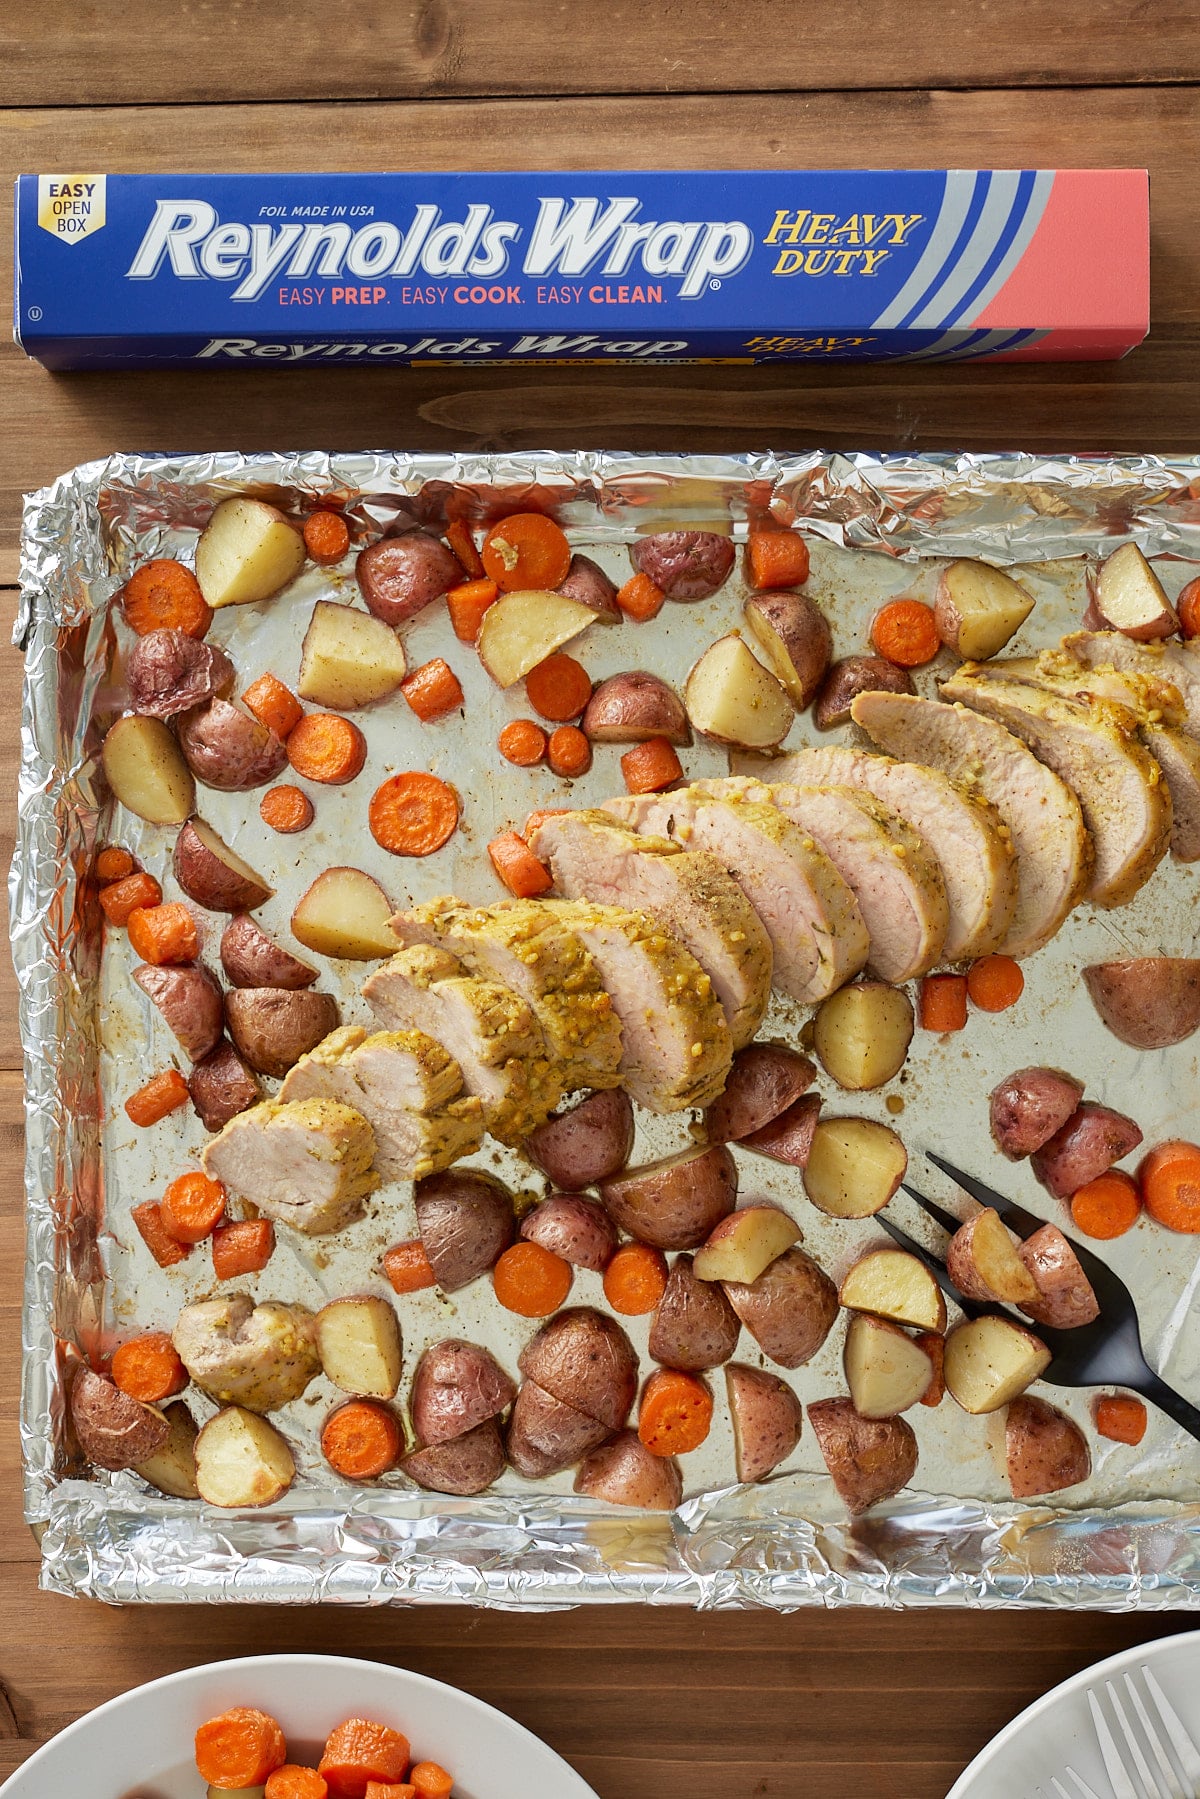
(279, 1024, 483, 1181)
(391, 898, 623, 1095)
(1066, 631, 1200, 738)
(763, 744, 1018, 962)
(529, 809, 772, 1048)
(605, 790, 868, 1004)
(851, 690, 1092, 958)
(940, 672, 1171, 908)
(545, 899, 732, 1112)
(201, 1096, 379, 1234)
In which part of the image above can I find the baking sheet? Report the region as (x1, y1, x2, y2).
(15, 449, 1200, 1607)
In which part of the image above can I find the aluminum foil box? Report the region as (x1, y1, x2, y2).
(13, 169, 1148, 370)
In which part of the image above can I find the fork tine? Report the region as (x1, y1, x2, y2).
(1107, 1678, 1169, 1799)
(1142, 1668, 1200, 1785)
(1089, 1688, 1141, 1799)
(900, 1181, 962, 1235)
(1065, 1773, 1103, 1799)
(1123, 1672, 1185, 1799)
(924, 1152, 1046, 1237)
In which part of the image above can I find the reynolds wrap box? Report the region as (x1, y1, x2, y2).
(14, 169, 1148, 370)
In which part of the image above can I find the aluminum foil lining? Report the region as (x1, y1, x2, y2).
(16, 448, 1200, 1609)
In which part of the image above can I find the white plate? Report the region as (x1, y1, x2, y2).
(0, 1653, 598, 1799)
(948, 1627, 1200, 1797)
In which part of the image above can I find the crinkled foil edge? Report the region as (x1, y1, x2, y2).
(17, 448, 1200, 1607)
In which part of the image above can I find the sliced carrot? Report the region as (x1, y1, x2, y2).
(547, 725, 592, 779)
(366, 1786, 416, 1799)
(487, 831, 553, 898)
(321, 1403, 404, 1482)
(195, 1707, 288, 1790)
(125, 1068, 190, 1127)
(368, 772, 460, 857)
(94, 846, 135, 883)
(492, 1241, 573, 1316)
(1070, 1169, 1141, 1240)
(304, 510, 351, 564)
(916, 1332, 945, 1406)
(446, 577, 499, 643)
(1094, 1393, 1148, 1446)
(111, 1332, 188, 1404)
(243, 671, 305, 741)
(966, 955, 1025, 1012)
(522, 807, 570, 842)
(616, 572, 665, 622)
(638, 1368, 712, 1456)
(266, 1766, 330, 1799)
(131, 1200, 191, 1269)
(127, 901, 198, 967)
(525, 653, 592, 722)
(1177, 577, 1200, 639)
(261, 784, 315, 833)
(603, 1243, 668, 1315)
(445, 518, 484, 579)
(161, 1170, 228, 1243)
(212, 1218, 276, 1280)
(1139, 1139, 1200, 1232)
(320, 1719, 411, 1799)
(410, 1763, 454, 1799)
(122, 559, 212, 639)
(383, 1239, 437, 1294)
(620, 737, 682, 794)
(745, 528, 810, 591)
(919, 973, 968, 1033)
(498, 718, 548, 766)
(481, 512, 571, 592)
(401, 657, 465, 723)
(99, 871, 162, 927)
(288, 713, 367, 784)
(870, 598, 940, 668)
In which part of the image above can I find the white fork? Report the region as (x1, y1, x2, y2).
(1087, 1667, 1200, 1798)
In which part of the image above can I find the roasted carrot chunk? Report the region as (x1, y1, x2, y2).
(410, 1764, 454, 1799)
(1094, 1393, 1147, 1445)
(492, 1242, 573, 1316)
(603, 1243, 668, 1315)
(745, 528, 810, 591)
(481, 513, 571, 592)
(111, 1332, 188, 1404)
(212, 1218, 276, 1279)
(122, 559, 212, 639)
(498, 718, 547, 766)
(547, 725, 592, 779)
(260, 784, 315, 833)
(131, 1200, 192, 1268)
(620, 737, 682, 794)
(243, 671, 305, 740)
(919, 973, 968, 1032)
(401, 658, 465, 723)
(320, 1402, 404, 1484)
(525, 653, 592, 722)
(382, 1239, 437, 1294)
(125, 1069, 189, 1127)
(870, 598, 940, 668)
(966, 955, 1024, 1012)
(127, 901, 198, 967)
(445, 518, 485, 580)
(446, 577, 499, 642)
(1139, 1140, 1200, 1232)
(195, 1707, 288, 1790)
(266, 1766, 330, 1799)
(638, 1368, 713, 1456)
(487, 831, 553, 897)
(94, 846, 135, 883)
(368, 772, 460, 856)
(161, 1170, 228, 1243)
(287, 713, 367, 784)
(616, 572, 665, 622)
(1070, 1169, 1141, 1239)
(99, 871, 163, 926)
(303, 510, 352, 564)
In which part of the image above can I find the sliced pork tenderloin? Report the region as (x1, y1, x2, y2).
(201, 1096, 378, 1235)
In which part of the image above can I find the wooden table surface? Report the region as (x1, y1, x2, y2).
(2, 8, 1200, 1795)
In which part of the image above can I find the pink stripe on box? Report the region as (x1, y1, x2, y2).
(975, 170, 1149, 336)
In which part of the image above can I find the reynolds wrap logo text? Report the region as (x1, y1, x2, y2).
(125, 197, 753, 301)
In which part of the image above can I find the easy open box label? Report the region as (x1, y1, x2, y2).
(14, 169, 1148, 370)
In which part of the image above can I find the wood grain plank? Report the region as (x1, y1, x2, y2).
(4, 0, 1198, 104)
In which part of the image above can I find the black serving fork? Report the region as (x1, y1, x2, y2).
(877, 1150, 1200, 1443)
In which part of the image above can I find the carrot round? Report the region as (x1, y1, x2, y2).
(1177, 577, 1200, 639)
(382, 1239, 437, 1294)
(919, 973, 968, 1032)
(195, 1707, 288, 1789)
(131, 1200, 191, 1268)
(243, 671, 305, 741)
(492, 1241, 573, 1316)
(446, 577, 499, 643)
(445, 518, 485, 580)
(638, 1368, 713, 1456)
(498, 719, 548, 766)
(1139, 1139, 1200, 1232)
(410, 1764, 454, 1799)
(966, 955, 1024, 1012)
(402, 658, 464, 723)
(487, 831, 553, 898)
(125, 1068, 189, 1127)
(261, 784, 315, 834)
(525, 653, 592, 722)
(111, 1331, 188, 1404)
(128, 901, 199, 967)
(304, 510, 351, 565)
(745, 528, 810, 591)
(94, 846, 135, 883)
(122, 559, 212, 639)
(319, 1719, 411, 1799)
(288, 713, 367, 785)
(603, 1243, 668, 1315)
(620, 737, 682, 794)
(368, 772, 460, 857)
(364, 1786, 415, 1799)
(99, 871, 163, 927)
(870, 598, 940, 668)
(547, 725, 592, 779)
(322, 1403, 403, 1481)
(1069, 1169, 1141, 1240)
(481, 512, 571, 592)
(616, 572, 665, 622)
(266, 1767, 329, 1799)
(161, 1170, 228, 1243)
(212, 1218, 276, 1280)
(1094, 1393, 1148, 1445)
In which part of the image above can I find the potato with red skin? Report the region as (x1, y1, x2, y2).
(630, 531, 735, 602)
(648, 1255, 741, 1371)
(743, 590, 833, 711)
(133, 961, 224, 1062)
(581, 671, 692, 745)
(403, 1416, 505, 1495)
(356, 532, 465, 626)
(524, 1088, 634, 1190)
(1031, 1102, 1144, 1200)
(518, 1307, 638, 1432)
(1017, 1225, 1100, 1329)
(989, 1067, 1085, 1161)
(414, 1170, 516, 1293)
(126, 629, 234, 719)
(1083, 958, 1200, 1050)
(224, 988, 340, 1078)
(71, 1368, 168, 1472)
(177, 698, 288, 791)
(409, 1339, 517, 1447)
(741, 1092, 822, 1167)
(815, 656, 915, 731)
(598, 1143, 737, 1250)
(722, 1246, 838, 1370)
(558, 554, 620, 620)
(1006, 1395, 1091, 1498)
(692, 1206, 803, 1287)
(703, 1044, 815, 1145)
(220, 914, 318, 990)
(174, 818, 274, 913)
(188, 1038, 261, 1131)
(507, 1380, 608, 1478)
(520, 1195, 618, 1272)
(574, 1428, 682, 1510)
(726, 1364, 803, 1484)
(808, 1397, 918, 1515)
(945, 1210, 1039, 1307)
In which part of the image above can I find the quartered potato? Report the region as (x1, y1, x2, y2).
(298, 600, 408, 710)
(946, 1209, 1040, 1306)
(1089, 542, 1178, 641)
(843, 1314, 934, 1419)
(812, 983, 913, 1091)
(476, 589, 595, 687)
(684, 633, 793, 748)
(134, 1400, 200, 1500)
(725, 1363, 803, 1484)
(803, 1118, 908, 1218)
(1006, 1395, 1091, 1498)
(808, 1397, 917, 1516)
(194, 1405, 296, 1507)
(934, 559, 1035, 661)
(943, 1315, 1050, 1415)
(316, 1295, 404, 1400)
(742, 589, 832, 710)
(838, 1249, 946, 1333)
(194, 497, 306, 609)
(101, 714, 195, 825)
(174, 817, 274, 912)
(291, 867, 398, 960)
